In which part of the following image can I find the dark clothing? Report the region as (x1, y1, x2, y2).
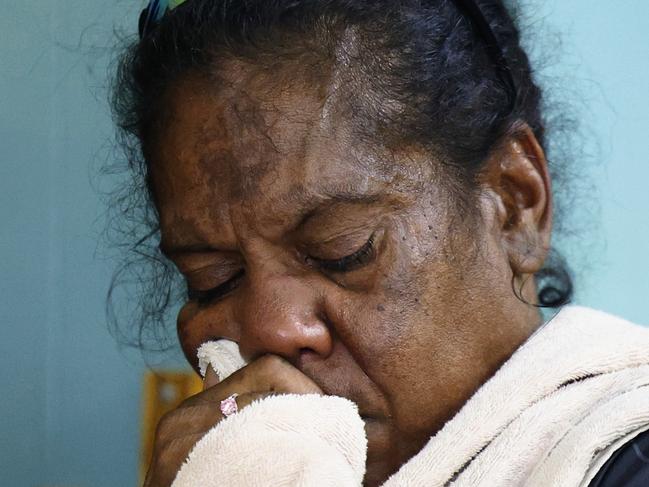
(589, 429, 649, 487)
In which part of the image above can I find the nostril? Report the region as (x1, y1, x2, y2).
(296, 347, 321, 369)
(299, 347, 316, 357)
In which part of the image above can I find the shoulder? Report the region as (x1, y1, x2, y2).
(588, 429, 649, 487)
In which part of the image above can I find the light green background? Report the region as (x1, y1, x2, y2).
(1, 1, 647, 485)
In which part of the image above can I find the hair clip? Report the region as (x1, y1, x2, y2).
(452, 0, 517, 110)
(139, 0, 187, 39)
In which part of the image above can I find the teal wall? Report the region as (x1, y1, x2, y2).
(1, 2, 161, 486)
(527, 0, 649, 324)
(1, 1, 647, 486)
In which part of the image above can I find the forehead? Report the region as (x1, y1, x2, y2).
(150, 63, 428, 242)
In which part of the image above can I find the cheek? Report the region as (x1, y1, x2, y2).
(318, 229, 431, 403)
(323, 264, 458, 452)
(176, 303, 205, 369)
(323, 221, 502, 438)
(321, 230, 416, 359)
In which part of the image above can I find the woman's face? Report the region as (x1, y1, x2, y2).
(152, 65, 548, 484)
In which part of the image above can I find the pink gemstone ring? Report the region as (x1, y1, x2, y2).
(220, 393, 239, 417)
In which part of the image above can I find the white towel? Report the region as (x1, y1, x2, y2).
(172, 306, 649, 486)
(197, 339, 247, 380)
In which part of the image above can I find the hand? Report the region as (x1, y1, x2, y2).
(143, 354, 323, 487)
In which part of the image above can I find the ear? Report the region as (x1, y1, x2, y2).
(480, 124, 552, 276)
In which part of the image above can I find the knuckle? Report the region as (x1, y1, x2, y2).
(256, 353, 288, 372)
(155, 410, 180, 443)
(251, 355, 283, 386)
(156, 410, 174, 432)
(179, 386, 221, 408)
(178, 392, 203, 408)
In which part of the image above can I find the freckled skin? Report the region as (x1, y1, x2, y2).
(151, 62, 552, 486)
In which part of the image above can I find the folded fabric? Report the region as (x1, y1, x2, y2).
(173, 306, 649, 486)
(172, 394, 367, 486)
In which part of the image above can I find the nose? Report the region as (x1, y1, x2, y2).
(233, 270, 333, 363)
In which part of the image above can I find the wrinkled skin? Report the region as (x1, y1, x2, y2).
(145, 60, 552, 486)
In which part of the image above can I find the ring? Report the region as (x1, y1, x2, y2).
(220, 393, 239, 417)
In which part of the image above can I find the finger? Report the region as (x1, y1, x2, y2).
(247, 355, 324, 395)
(183, 354, 323, 408)
(162, 391, 276, 436)
(203, 364, 220, 390)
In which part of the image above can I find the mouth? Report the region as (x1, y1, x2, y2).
(296, 361, 389, 424)
(359, 414, 386, 425)
(318, 389, 386, 423)
(361, 415, 386, 439)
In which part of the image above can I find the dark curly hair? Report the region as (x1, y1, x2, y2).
(108, 0, 573, 351)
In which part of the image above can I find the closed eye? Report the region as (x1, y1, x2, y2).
(187, 269, 245, 306)
(185, 234, 376, 304)
(309, 234, 376, 273)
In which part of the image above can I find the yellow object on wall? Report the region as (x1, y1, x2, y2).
(140, 370, 203, 481)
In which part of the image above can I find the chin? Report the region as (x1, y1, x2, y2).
(363, 418, 435, 486)
(363, 458, 402, 487)
(363, 419, 404, 486)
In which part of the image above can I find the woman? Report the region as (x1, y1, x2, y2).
(111, 0, 649, 485)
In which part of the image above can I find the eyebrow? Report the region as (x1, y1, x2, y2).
(293, 191, 384, 230)
(159, 241, 223, 257)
